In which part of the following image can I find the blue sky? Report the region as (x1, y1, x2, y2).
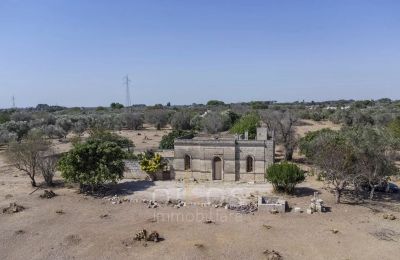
(1, 0, 400, 108)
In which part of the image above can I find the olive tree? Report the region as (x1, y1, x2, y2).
(6, 131, 50, 187)
(144, 109, 170, 130)
(261, 110, 298, 161)
(170, 111, 192, 130)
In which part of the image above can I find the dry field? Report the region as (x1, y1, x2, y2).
(1, 121, 400, 260)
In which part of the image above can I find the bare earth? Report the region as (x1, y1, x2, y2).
(1, 121, 400, 260)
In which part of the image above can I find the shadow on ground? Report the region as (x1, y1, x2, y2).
(293, 187, 319, 197)
(108, 180, 156, 196)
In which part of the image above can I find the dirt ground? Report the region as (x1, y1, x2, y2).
(1, 121, 400, 260)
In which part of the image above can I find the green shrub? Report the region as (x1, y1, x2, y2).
(58, 139, 126, 192)
(265, 162, 305, 194)
(229, 113, 260, 139)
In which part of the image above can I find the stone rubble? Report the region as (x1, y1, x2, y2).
(309, 192, 326, 213)
(2, 202, 25, 214)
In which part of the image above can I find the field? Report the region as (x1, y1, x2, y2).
(1, 121, 400, 260)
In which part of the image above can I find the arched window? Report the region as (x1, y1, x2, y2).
(184, 155, 191, 170)
(246, 156, 254, 172)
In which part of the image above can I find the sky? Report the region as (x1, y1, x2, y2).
(1, 0, 400, 108)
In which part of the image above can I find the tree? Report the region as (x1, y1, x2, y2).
(144, 109, 170, 130)
(0, 129, 16, 145)
(347, 127, 398, 200)
(110, 102, 124, 109)
(388, 117, 400, 139)
(6, 131, 50, 187)
(56, 118, 73, 138)
(261, 110, 298, 160)
(207, 100, 225, 106)
(170, 111, 192, 130)
(138, 150, 166, 181)
(309, 130, 357, 203)
(38, 155, 58, 186)
(299, 128, 336, 158)
(202, 111, 230, 134)
(266, 162, 305, 194)
(123, 113, 143, 130)
(88, 128, 134, 151)
(159, 130, 194, 149)
(230, 113, 260, 139)
(5, 121, 30, 141)
(58, 139, 126, 192)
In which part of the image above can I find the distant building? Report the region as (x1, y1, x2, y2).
(172, 127, 275, 182)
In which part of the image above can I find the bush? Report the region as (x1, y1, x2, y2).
(138, 150, 166, 180)
(206, 100, 225, 106)
(266, 162, 305, 194)
(388, 117, 400, 139)
(58, 139, 126, 192)
(144, 109, 170, 130)
(159, 130, 194, 149)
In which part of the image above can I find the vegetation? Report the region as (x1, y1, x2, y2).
(230, 113, 260, 139)
(159, 130, 194, 149)
(58, 138, 126, 192)
(110, 102, 124, 109)
(6, 131, 51, 187)
(138, 150, 166, 180)
(266, 162, 305, 194)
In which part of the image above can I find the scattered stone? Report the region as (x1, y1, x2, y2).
(194, 243, 205, 249)
(40, 190, 57, 199)
(2, 202, 25, 214)
(331, 229, 339, 234)
(263, 224, 272, 230)
(203, 219, 215, 224)
(270, 209, 279, 214)
(109, 195, 122, 204)
(263, 249, 282, 260)
(167, 199, 185, 208)
(100, 214, 109, 219)
(383, 213, 396, 220)
(306, 208, 313, 214)
(135, 229, 147, 241)
(134, 229, 161, 242)
(147, 231, 160, 242)
(15, 230, 25, 235)
(55, 209, 65, 215)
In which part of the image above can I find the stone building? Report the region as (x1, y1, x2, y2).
(173, 127, 275, 182)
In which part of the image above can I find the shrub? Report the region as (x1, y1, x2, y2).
(159, 130, 194, 149)
(388, 117, 400, 139)
(138, 150, 166, 180)
(88, 129, 134, 151)
(144, 109, 170, 130)
(58, 139, 126, 192)
(265, 162, 305, 194)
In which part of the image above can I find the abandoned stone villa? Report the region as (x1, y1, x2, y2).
(172, 127, 275, 182)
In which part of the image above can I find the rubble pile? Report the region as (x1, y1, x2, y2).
(226, 202, 258, 214)
(167, 199, 186, 208)
(40, 190, 57, 199)
(2, 202, 25, 214)
(107, 195, 129, 204)
(142, 199, 159, 208)
(263, 249, 283, 260)
(134, 229, 160, 242)
(383, 213, 396, 220)
(308, 192, 326, 214)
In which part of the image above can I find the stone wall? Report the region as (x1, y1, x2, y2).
(173, 136, 275, 182)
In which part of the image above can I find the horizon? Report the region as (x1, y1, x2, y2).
(1, 0, 400, 108)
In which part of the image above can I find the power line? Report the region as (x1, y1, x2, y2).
(124, 75, 132, 109)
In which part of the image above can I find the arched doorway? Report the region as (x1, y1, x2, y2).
(212, 157, 222, 180)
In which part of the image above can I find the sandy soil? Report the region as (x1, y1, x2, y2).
(1, 121, 400, 260)
(1, 156, 400, 260)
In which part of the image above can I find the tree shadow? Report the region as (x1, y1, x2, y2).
(293, 187, 319, 197)
(107, 180, 156, 196)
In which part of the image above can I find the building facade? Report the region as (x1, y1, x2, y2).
(172, 128, 275, 182)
